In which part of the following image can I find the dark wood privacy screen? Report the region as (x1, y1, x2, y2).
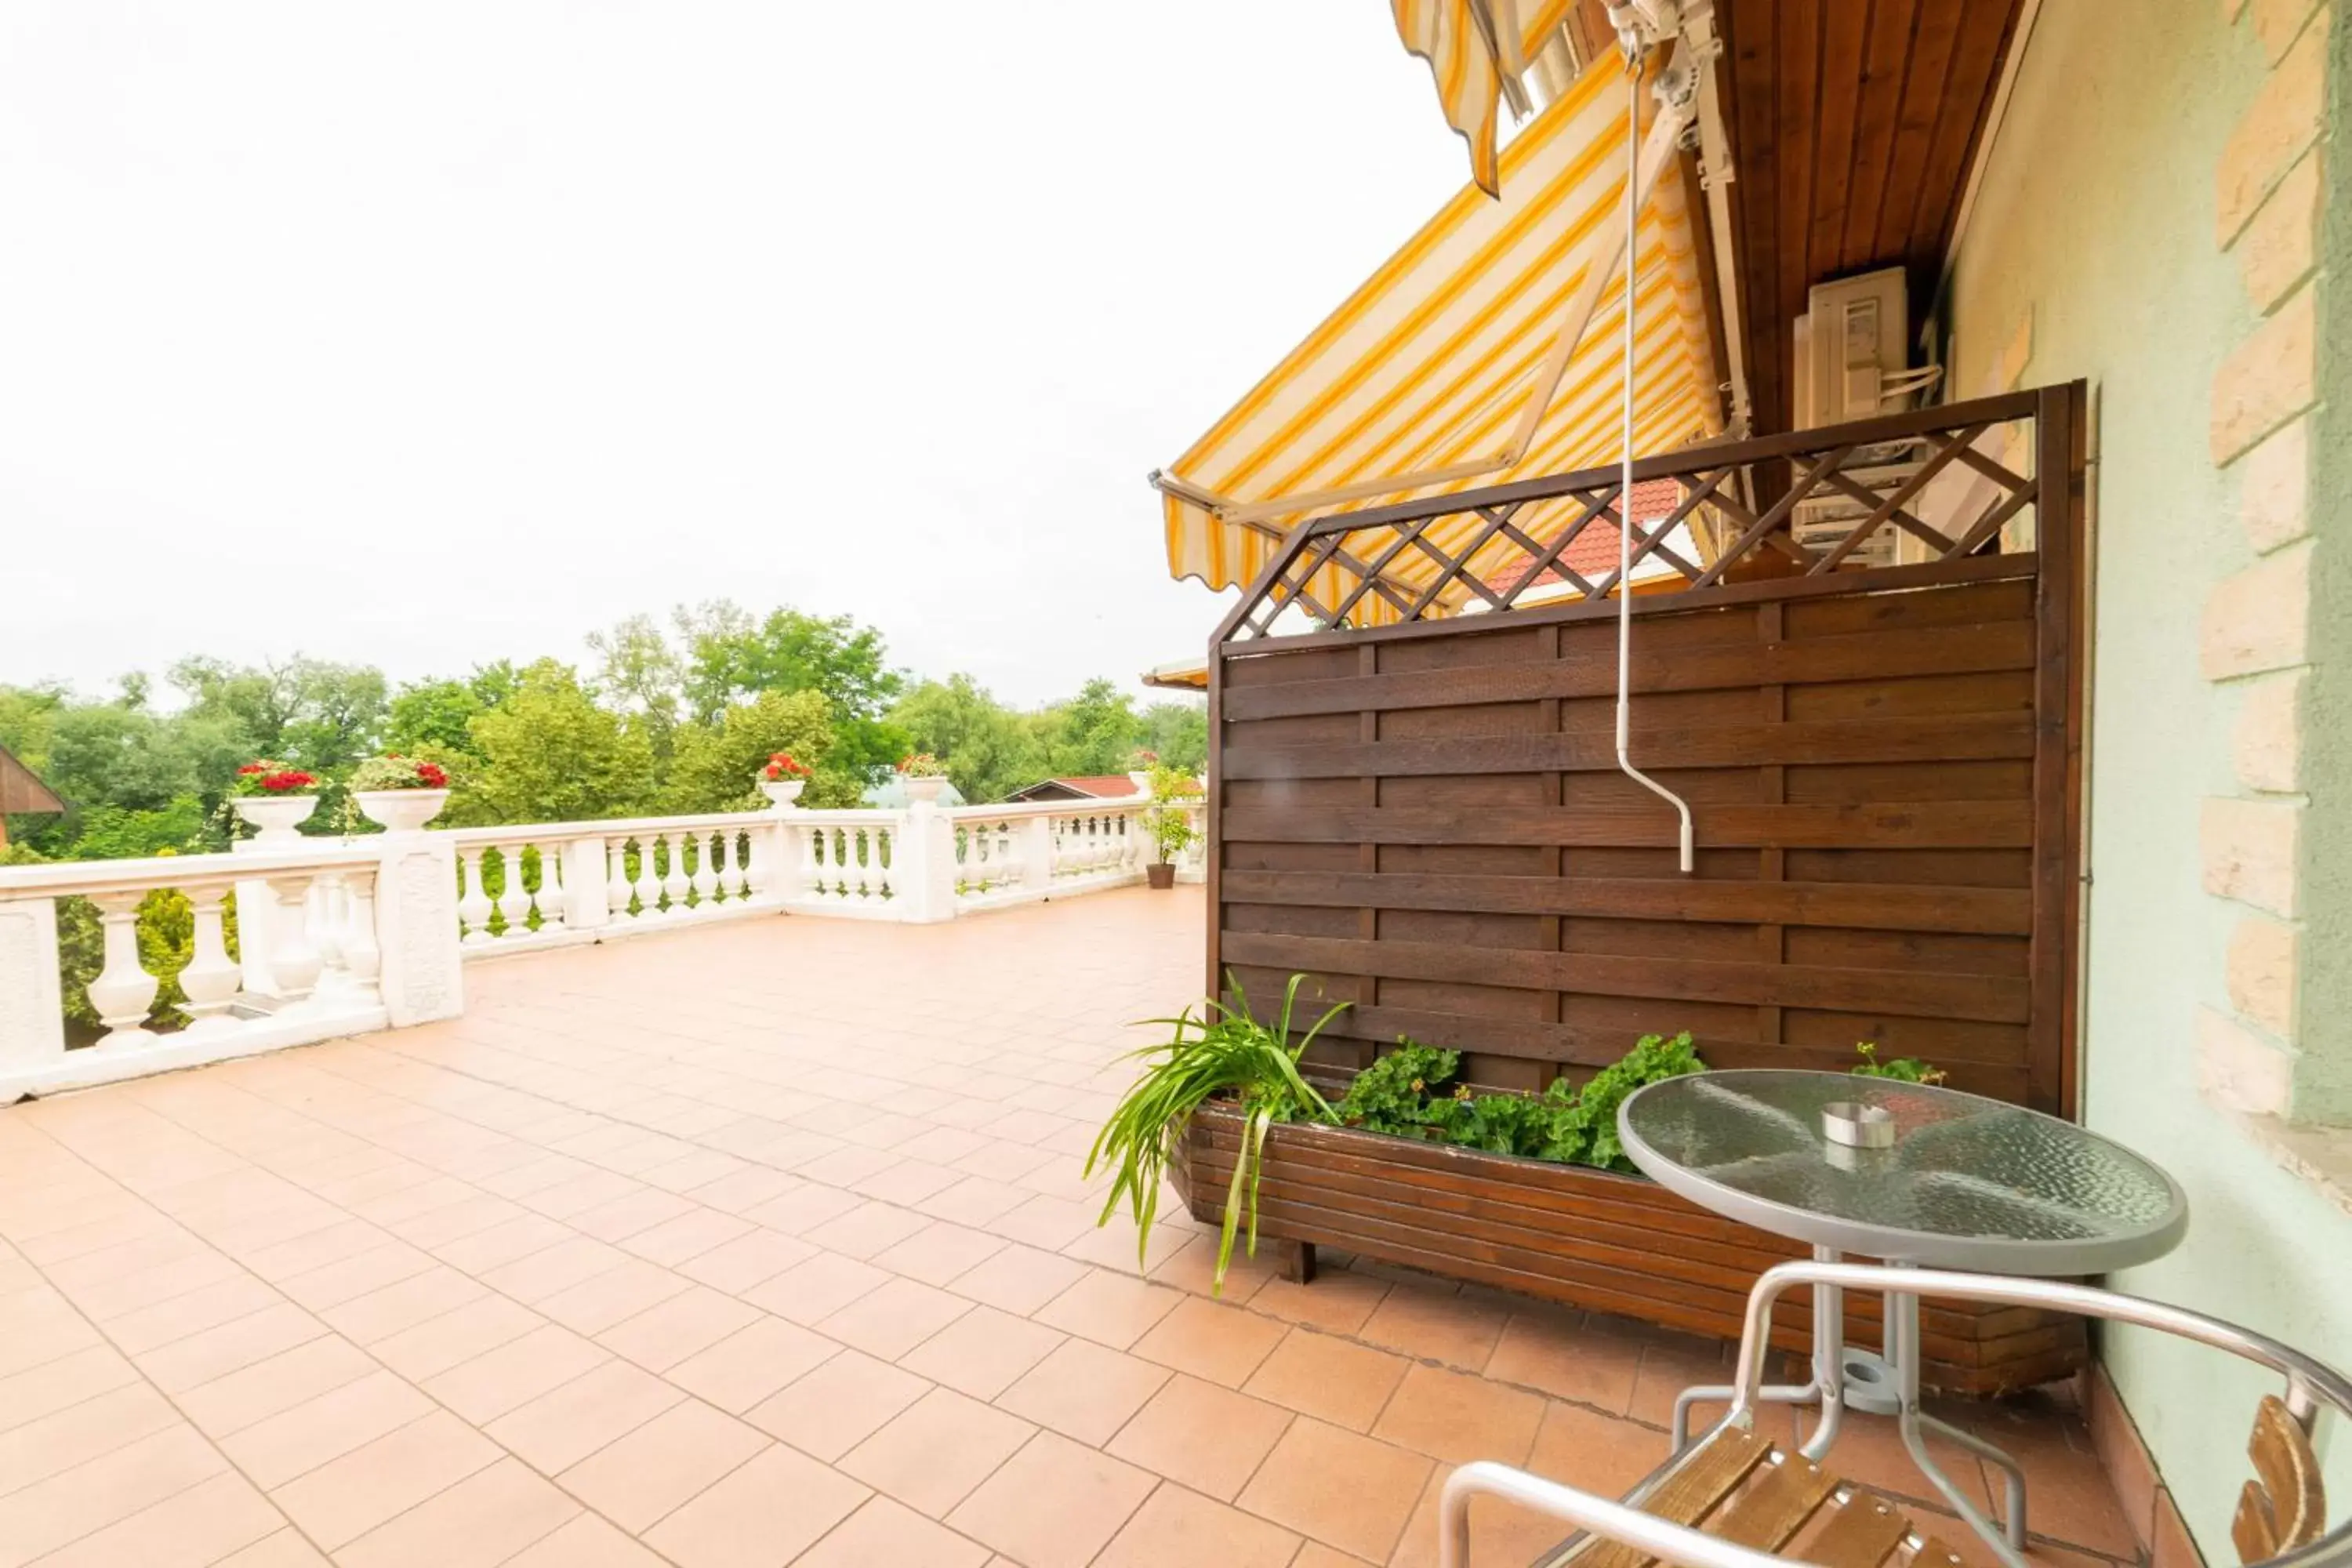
(1206, 384, 2085, 1114)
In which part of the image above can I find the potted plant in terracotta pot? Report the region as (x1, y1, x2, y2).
(348, 753, 452, 833)
(759, 751, 810, 808)
(228, 760, 321, 845)
(897, 751, 949, 805)
(1142, 764, 1202, 889)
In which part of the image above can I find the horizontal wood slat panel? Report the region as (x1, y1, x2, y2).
(1218, 869, 2034, 935)
(1221, 802, 2034, 851)
(1220, 932, 2031, 1023)
(1221, 715, 2036, 779)
(1222, 620, 2035, 720)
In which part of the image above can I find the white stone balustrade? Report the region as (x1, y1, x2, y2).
(0, 789, 1189, 1101)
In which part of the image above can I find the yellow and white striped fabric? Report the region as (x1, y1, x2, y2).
(1394, 0, 1577, 196)
(1159, 55, 1719, 622)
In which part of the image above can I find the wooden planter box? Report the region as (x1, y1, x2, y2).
(1172, 1104, 2085, 1397)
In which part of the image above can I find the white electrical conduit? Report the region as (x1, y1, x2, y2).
(1614, 48, 1695, 874)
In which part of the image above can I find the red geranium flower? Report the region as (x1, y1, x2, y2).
(237, 762, 267, 775)
(415, 761, 448, 789)
(260, 770, 317, 794)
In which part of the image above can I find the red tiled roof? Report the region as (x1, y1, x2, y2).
(1490, 477, 1685, 590)
(1007, 775, 1142, 801)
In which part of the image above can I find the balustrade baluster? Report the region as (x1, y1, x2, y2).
(800, 825, 827, 901)
(343, 869, 383, 1004)
(457, 847, 494, 943)
(88, 891, 159, 1043)
(631, 834, 662, 914)
(688, 830, 718, 906)
(179, 885, 242, 1028)
(492, 844, 533, 935)
(269, 875, 324, 1004)
(660, 832, 691, 911)
(607, 839, 636, 920)
(536, 848, 566, 931)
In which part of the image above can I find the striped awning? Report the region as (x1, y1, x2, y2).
(1395, 0, 1579, 196)
(1156, 53, 1720, 622)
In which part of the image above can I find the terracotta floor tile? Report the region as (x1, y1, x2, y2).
(1371, 1362, 1548, 1468)
(794, 1494, 993, 1568)
(334, 1456, 579, 1568)
(478, 1235, 631, 1304)
(840, 1385, 1036, 1517)
(1792, 1408, 2000, 1523)
(619, 1206, 757, 1267)
(539, 1257, 695, 1334)
(221, 1368, 437, 1489)
(424, 1323, 612, 1425)
(0, 1381, 183, 1497)
(431, 1214, 575, 1274)
(1093, 1482, 1301, 1568)
(1524, 1400, 1671, 1501)
(643, 1441, 870, 1566)
(946, 1429, 1157, 1568)
(597, 1283, 761, 1370)
(1236, 1417, 1434, 1563)
(945, 1241, 1091, 1316)
(1483, 1312, 1643, 1415)
(28, 1469, 285, 1568)
(681, 1166, 804, 1217)
(97, 1272, 283, 1352)
(1145, 1231, 1278, 1305)
(521, 1168, 648, 1221)
(1356, 1283, 1509, 1372)
(371, 1293, 543, 1380)
(272, 1240, 435, 1312)
(176, 1334, 378, 1439)
(1240, 1328, 1410, 1435)
(740, 1183, 866, 1236)
(982, 1193, 1098, 1251)
(501, 1512, 669, 1566)
(1105, 1373, 1294, 1501)
(318, 1265, 487, 1345)
(816, 1274, 973, 1359)
(744, 1247, 891, 1323)
(1247, 1269, 1392, 1336)
(386, 1192, 532, 1250)
(135, 1301, 329, 1394)
(240, 1218, 391, 1285)
(569, 1186, 699, 1243)
(744, 1348, 930, 1461)
(996, 1338, 1173, 1446)
(1287, 1542, 1374, 1567)
(212, 1528, 333, 1566)
(800, 1200, 934, 1261)
(668, 1314, 840, 1414)
(1131, 1294, 1290, 1387)
(913, 1174, 1033, 1227)
(1034, 1268, 1185, 1350)
(1387, 1464, 1574, 1568)
(676, 1227, 816, 1295)
(1059, 1216, 1197, 1277)
(0, 1345, 143, 1436)
(268, 1409, 501, 1549)
(0, 1424, 229, 1565)
(873, 1219, 1010, 1286)
(557, 1398, 768, 1532)
(487, 1359, 688, 1475)
(889, 1302, 1059, 1399)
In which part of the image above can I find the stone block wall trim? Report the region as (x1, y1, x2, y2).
(2216, 9, 2330, 242)
(2198, 538, 2314, 680)
(2197, 1004, 2296, 1114)
(2236, 416, 2312, 552)
(2232, 669, 2307, 789)
(2209, 284, 2318, 463)
(2225, 915, 2301, 1039)
(2199, 797, 2304, 916)
(2235, 151, 2325, 310)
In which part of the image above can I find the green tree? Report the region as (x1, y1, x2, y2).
(1036, 678, 1143, 776)
(1140, 699, 1208, 775)
(890, 675, 1047, 804)
(664, 689, 835, 813)
(587, 613, 685, 764)
(464, 660, 655, 824)
(674, 601, 905, 779)
(169, 655, 387, 775)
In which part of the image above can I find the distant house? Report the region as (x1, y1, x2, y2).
(0, 746, 64, 851)
(861, 776, 969, 809)
(1004, 775, 1145, 804)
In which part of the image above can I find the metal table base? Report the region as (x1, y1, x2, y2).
(1667, 1250, 2031, 1568)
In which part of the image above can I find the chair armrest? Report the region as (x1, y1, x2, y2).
(1439, 1461, 1797, 1568)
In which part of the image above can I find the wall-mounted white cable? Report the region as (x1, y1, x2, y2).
(1613, 46, 1695, 874)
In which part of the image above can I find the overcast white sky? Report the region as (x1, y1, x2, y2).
(0, 2, 1473, 709)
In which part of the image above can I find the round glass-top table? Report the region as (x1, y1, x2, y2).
(1617, 1071, 2188, 1568)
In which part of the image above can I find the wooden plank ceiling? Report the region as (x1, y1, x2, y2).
(1713, 0, 2028, 436)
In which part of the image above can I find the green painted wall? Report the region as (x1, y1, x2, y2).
(1946, 0, 2351, 1552)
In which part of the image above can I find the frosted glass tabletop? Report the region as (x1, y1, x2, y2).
(1617, 1071, 2187, 1274)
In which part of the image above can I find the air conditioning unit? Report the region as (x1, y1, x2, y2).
(1791, 267, 1938, 568)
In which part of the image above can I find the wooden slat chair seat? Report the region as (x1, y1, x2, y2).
(1554, 1427, 1975, 1568)
(2234, 1396, 2328, 1565)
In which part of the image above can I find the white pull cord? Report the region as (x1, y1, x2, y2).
(1613, 55, 1695, 874)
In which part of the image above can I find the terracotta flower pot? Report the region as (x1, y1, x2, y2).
(1146, 862, 1178, 890)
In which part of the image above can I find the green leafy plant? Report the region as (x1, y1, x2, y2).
(1849, 1040, 1944, 1083)
(896, 751, 949, 779)
(348, 753, 451, 792)
(1336, 1030, 1706, 1173)
(1087, 973, 1346, 1292)
(1142, 763, 1203, 866)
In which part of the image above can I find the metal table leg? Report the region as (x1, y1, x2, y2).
(1671, 1245, 1847, 1455)
(1887, 1273, 2030, 1568)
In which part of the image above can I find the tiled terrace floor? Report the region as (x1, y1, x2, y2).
(0, 887, 2141, 1567)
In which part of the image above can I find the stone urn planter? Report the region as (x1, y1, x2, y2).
(902, 776, 948, 805)
(1146, 862, 1178, 890)
(231, 795, 318, 847)
(354, 789, 450, 833)
(760, 779, 806, 809)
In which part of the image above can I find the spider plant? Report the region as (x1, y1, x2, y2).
(1085, 973, 1347, 1292)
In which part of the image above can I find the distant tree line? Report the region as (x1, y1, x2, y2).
(0, 598, 1207, 864)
